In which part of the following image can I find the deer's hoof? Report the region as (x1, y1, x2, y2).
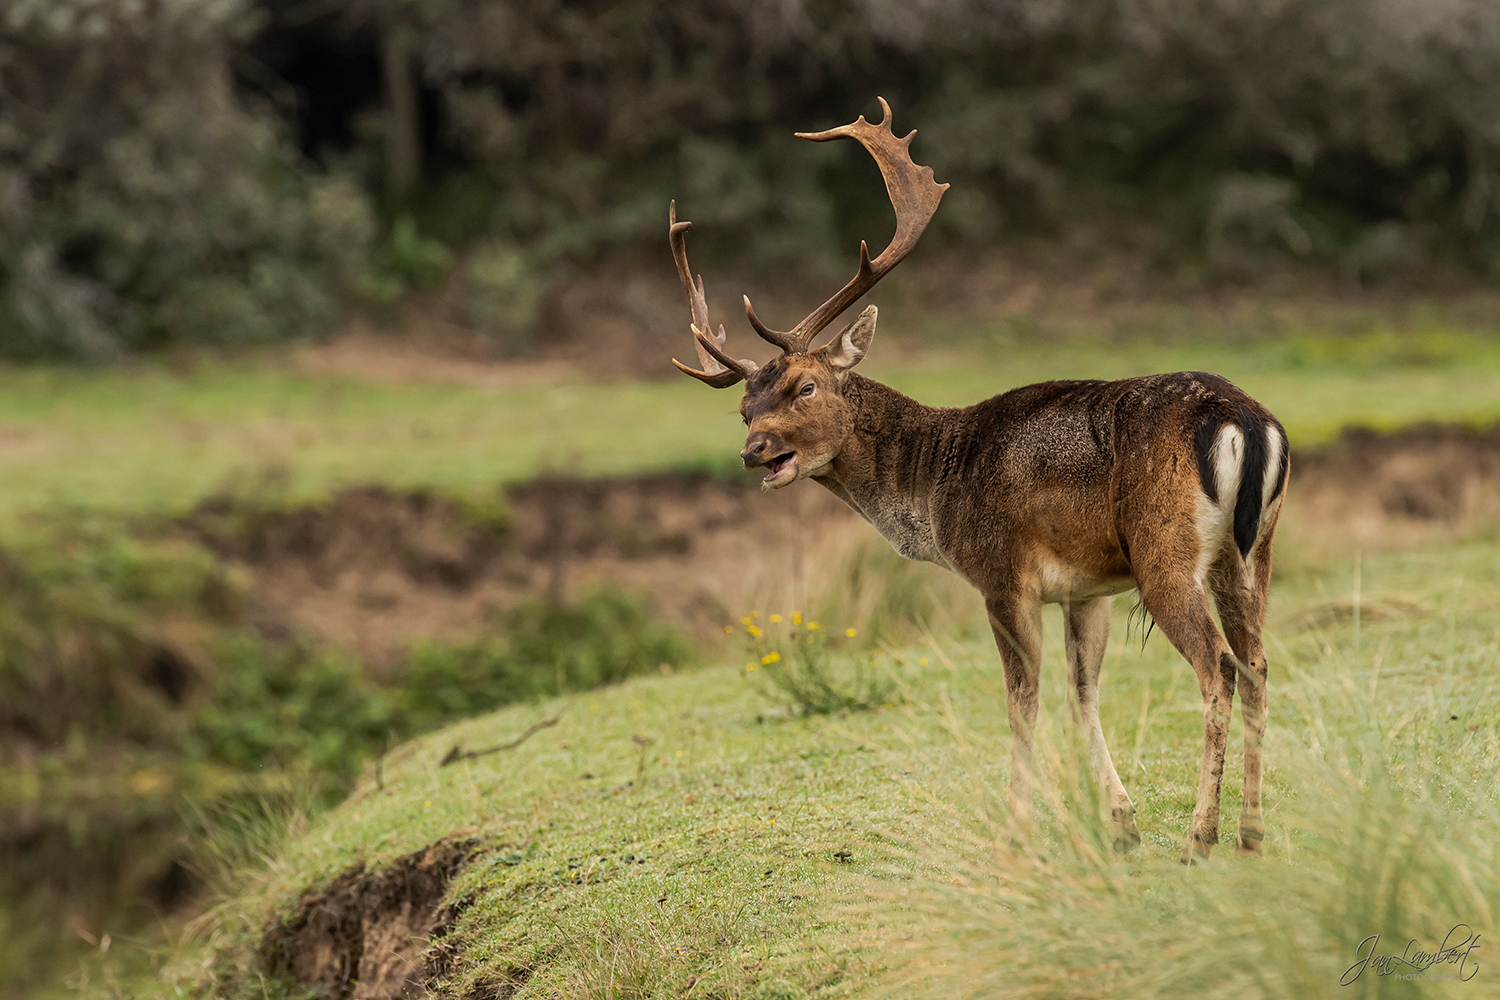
(1111, 807, 1141, 854)
(1180, 832, 1215, 865)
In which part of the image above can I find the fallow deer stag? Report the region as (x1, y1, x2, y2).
(668, 98, 1289, 863)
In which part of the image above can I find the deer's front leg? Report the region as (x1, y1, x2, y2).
(986, 593, 1043, 827)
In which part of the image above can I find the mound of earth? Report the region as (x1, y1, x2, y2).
(1292, 422, 1500, 547)
(261, 840, 477, 1000)
(181, 423, 1500, 666)
(184, 472, 854, 668)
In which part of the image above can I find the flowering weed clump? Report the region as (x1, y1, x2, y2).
(734, 611, 896, 716)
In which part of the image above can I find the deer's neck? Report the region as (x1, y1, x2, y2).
(814, 374, 956, 566)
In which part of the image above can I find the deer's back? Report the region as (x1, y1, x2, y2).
(926, 372, 1283, 598)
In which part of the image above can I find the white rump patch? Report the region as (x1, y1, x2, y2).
(1192, 424, 1244, 584)
(1260, 424, 1283, 509)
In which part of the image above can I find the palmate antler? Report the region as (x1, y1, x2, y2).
(671, 97, 948, 386)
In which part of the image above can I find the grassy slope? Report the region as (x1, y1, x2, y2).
(172, 539, 1500, 999)
(10, 319, 1497, 996)
(3, 327, 1499, 532)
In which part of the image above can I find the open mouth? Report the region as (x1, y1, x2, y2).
(763, 451, 798, 485)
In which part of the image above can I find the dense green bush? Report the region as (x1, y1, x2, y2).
(0, 0, 379, 359)
(368, 0, 1500, 280)
(6, 0, 1500, 359)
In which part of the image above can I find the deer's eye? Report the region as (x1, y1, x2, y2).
(741, 413, 750, 426)
(800, 382, 816, 397)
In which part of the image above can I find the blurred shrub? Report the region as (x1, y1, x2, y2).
(377, 213, 453, 291)
(403, 588, 695, 730)
(462, 240, 548, 355)
(0, 520, 691, 815)
(188, 637, 395, 786)
(0, 0, 379, 359)
(1206, 175, 1313, 278)
(8, 0, 1500, 359)
(0, 524, 240, 749)
(364, 0, 1500, 283)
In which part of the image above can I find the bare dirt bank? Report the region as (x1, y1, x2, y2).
(183, 423, 1500, 664)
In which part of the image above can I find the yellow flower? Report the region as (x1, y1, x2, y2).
(919, 657, 929, 667)
(424, 800, 432, 808)
(792, 612, 803, 626)
(724, 625, 735, 634)
(745, 662, 757, 672)
(769, 614, 782, 623)
(761, 651, 780, 664)
(741, 616, 752, 626)
(806, 621, 821, 631)
(746, 624, 762, 637)
(845, 627, 858, 638)
(751, 610, 761, 619)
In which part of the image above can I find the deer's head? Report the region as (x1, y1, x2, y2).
(668, 98, 947, 488)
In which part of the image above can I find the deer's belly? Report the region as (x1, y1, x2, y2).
(1035, 550, 1136, 603)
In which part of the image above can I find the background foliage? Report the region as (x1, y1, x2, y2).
(6, 0, 1500, 358)
(0, 513, 692, 994)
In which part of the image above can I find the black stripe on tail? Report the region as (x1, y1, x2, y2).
(1232, 414, 1269, 558)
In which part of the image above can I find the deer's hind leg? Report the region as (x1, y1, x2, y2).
(1064, 597, 1139, 852)
(1209, 519, 1278, 854)
(1131, 532, 1241, 864)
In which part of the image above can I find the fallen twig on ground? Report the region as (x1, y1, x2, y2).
(440, 716, 561, 766)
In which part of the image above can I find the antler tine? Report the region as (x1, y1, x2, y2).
(751, 96, 947, 355)
(669, 201, 758, 387)
(742, 295, 796, 353)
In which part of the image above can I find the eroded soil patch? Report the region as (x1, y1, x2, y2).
(182, 424, 1500, 665)
(1290, 423, 1500, 549)
(261, 840, 475, 999)
(185, 473, 852, 666)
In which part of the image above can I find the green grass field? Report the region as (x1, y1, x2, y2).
(3, 324, 1499, 532)
(7, 319, 1499, 999)
(161, 537, 1500, 999)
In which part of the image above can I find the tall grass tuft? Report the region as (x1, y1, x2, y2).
(889, 657, 1499, 999)
(802, 536, 982, 650)
(554, 885, 755, 1000)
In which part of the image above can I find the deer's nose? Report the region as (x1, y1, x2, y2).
(741, 431, 786, 469)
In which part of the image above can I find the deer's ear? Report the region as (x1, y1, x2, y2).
(814, 305, 877, 373)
